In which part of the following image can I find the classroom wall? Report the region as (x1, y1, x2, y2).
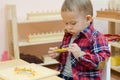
(0, 0, 6, 60)
(0, 0, 108, 61)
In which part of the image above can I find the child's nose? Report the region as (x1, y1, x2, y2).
(66, 25, 73, 29)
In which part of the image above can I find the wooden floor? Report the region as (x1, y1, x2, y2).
(111, 69, 120, 80)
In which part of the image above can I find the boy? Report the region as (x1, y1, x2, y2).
(48, 0, 110, 80)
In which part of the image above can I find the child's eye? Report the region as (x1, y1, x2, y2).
(65, 22, 68, 25)
(71, 22, 76, 25)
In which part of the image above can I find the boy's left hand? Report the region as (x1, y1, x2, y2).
(67, 43, 85, 60)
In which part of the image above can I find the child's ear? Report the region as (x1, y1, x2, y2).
(86, 15, 93, 22)
(86, 15, 93, 25)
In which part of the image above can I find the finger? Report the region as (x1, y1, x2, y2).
(49, 47, 58, 50)
(55, 47, 58, 49)
(49, 47, 57, 51)
(69, 46, 74, 49)
(49, 47, 55, 50)
(67, 47, 74, 53)
(49, 53, 56, 56)
(70, 43, 77, 47)
(72, 43, 78, 46)
(48, 51, 54, 54)
(49, 53, 57, 58)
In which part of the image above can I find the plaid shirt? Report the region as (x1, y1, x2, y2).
(57, 23, 110, 80)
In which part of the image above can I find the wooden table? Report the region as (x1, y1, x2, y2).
(0, 59, 63, 80)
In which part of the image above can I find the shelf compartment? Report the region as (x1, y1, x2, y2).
(111, 66, 120, 73)
(111, 56, 120, 73)
(95, 17, 120, 23)
(19, 39, 62, 47)
(109, 42, 120, 48)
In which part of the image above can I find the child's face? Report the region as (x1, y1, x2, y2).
(61, 11, 87, 36)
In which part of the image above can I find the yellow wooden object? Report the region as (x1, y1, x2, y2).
(54, 48, 67, 53)
(111, 56, 120, 66)
(14, 67, 37, 77)
(27, 11, 61, 20)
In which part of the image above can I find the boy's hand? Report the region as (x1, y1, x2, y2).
(67, 43, 85, 60)
(48, 47, 60, 58)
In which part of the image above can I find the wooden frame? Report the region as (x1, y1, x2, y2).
(6, 4, 64, 66)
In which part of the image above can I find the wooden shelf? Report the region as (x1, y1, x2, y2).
(18, 15, 62, 24)
(111, 66, 120, 73)
(6, 5, 64, 63)
(95, 11, 120, 80)
(109, 42, 120, 48)
(19, 38, 62, 47)
(95, 17, 120, 23)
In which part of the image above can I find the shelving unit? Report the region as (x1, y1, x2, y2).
(109, 42, 120, 49)
(95, 17, 120, 48)
(95, 16, 120, 73)
(6, 5, 64, 66)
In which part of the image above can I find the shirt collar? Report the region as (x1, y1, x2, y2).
(79, 22, 94, 39)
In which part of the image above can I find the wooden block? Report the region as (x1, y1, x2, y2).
(27, 11, 60, 20)
(28, 31, 64, 43)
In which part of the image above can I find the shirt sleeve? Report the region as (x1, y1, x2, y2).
(78, 33, 110, 70)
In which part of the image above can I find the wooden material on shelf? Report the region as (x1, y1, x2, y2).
(108, 22, 115, 34)
(19, 40, 61, 47)
(95, 17, 120, 23)
(96, 9, 120, 20)
(111, 68, 120, 80)
(27, 31, 64, 43)
(111, 67, 120, 74)
(26, 11, 61, 21)
(109, 42, 120, 49)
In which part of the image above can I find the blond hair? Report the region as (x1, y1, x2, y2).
(61, 0, 93, 16)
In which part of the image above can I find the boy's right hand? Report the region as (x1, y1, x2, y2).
(48, 47, 59, 58)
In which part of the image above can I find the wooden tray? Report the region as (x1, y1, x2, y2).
(0, 64, 59, 80)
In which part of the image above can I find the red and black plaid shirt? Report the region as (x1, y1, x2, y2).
(58, 23, 110, 80)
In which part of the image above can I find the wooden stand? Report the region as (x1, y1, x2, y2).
(96, 12, 120, 79)
(6, 5, 64, 66)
